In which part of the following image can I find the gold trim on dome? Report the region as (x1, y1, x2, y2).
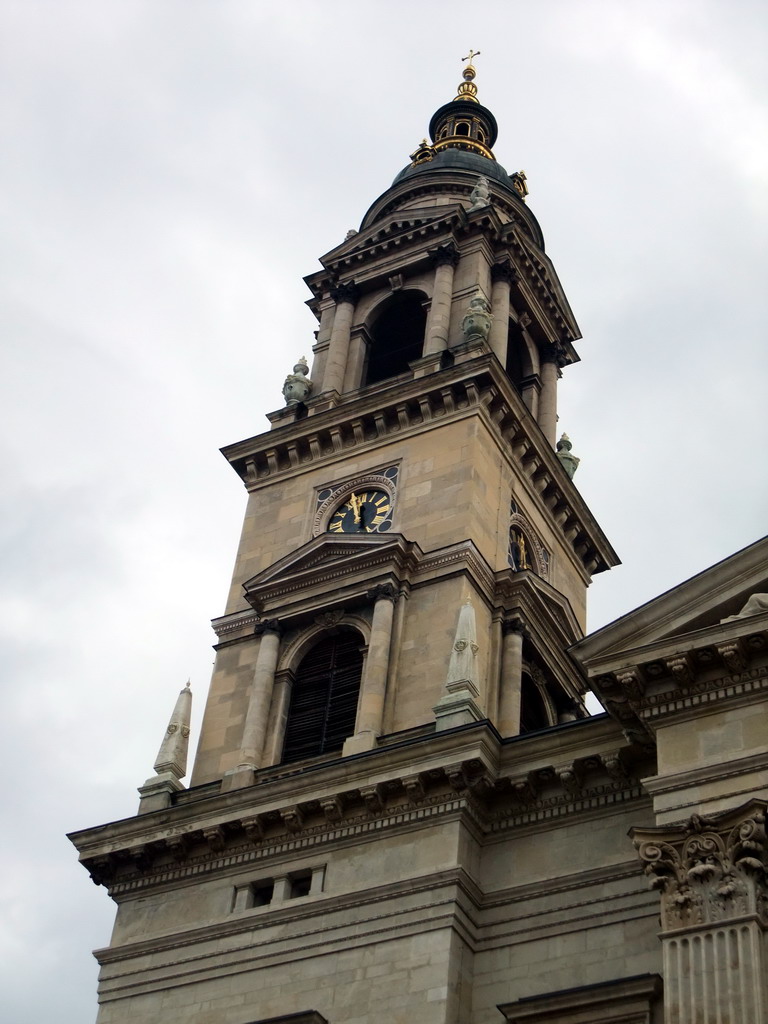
(432, 137, 495, 160)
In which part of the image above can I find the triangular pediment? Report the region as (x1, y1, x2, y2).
(572, 535, 768, 673)
(243, 532, 422, 615)
(319, 207, 462, 264)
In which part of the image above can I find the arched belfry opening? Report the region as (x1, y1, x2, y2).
(505, 318, 530, 394)
(281, 628, 364, 764)
(519, 672, 550, 734)
(363, 291, 426, 387)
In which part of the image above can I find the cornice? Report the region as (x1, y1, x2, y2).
(589, 627, 768, 737)
(70, 719, 651, 896)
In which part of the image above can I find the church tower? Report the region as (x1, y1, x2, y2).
(188, 55, 618, 793)
(71, 62, 680, 1024)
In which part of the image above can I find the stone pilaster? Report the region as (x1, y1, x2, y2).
(321, 282, 358, 395)
(223, 619, 282, 790)
(423, 244, 460, 355)
(343, 584, 398, 756)
(631, 800, 768, 1024)
(488, 260, 515, 364)
(498, 617, 525, 737)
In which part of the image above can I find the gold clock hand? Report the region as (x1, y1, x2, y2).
(348, 492, 362, 523)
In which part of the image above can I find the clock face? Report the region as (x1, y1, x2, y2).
(328, 489, 392, 534)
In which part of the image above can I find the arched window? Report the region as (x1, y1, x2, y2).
(364, 291, 426, 387)
(519, 673, 550, 734)
(281, 629, 363, 764)
(455, 121, 471, 137)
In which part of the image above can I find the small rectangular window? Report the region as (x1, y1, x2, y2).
(251, 880, 275, 907)
(288, 871, 312, 899)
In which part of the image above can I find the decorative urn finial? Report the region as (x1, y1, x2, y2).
(282, 356, 313, 406)
(556, 433, 580, 479)
(462, 293, 493, 344)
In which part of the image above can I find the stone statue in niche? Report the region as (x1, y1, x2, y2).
(461, 294, 492, 344)
(469, 174, 490, 210)
(282, 357, 313, 406)
(556, 433, 580, 479)
(509, 527, 529, 571)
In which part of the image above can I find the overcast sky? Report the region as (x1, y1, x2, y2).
(1, 2, 766, 1021)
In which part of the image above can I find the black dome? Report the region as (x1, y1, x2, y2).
(393, 149, 514, 189)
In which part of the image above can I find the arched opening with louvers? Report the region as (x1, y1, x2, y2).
(281, 628, 364, 764)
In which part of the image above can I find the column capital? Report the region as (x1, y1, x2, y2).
(430, 242, 460, 269)
(330, 281, 359, 305)
(254, 618, 282, 638)
(501, 616, 526, 637)
(631, 799, 768, 931)
(541, 340, 568, 367)
(367, 582, 398, 604)
(491, 259, 517, 285)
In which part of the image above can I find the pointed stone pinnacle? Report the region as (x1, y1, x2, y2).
(153, 681, 193, 781)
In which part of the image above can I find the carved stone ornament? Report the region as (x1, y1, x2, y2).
(469, 174, 490, 210)
(430, 243, 460, 269)
(314, 610, 345, 629)
(631, 801, 768, 931)
(555, 433, 580, 479)
(511, 169, 528, 199)
(491, 260, 516, 285)
(254, 618, 282, 637)
(330, 281, 358, 305)
(721, 593, 768, 622)
(461, 293, 493, 344)
(367, 582, 398, 604)
(282, 356, 313, 406)
(446, 600, 480, 687)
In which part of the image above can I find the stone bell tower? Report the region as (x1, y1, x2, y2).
(186, 54, 618, 791)
(71, 60, 685, 1024)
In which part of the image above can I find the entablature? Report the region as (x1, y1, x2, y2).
(69, 716, 651, 897)
(583, 616, 768, 738)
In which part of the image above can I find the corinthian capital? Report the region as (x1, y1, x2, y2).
(330, 281, 359, 305)
(631, 800, 768, 931)
(430, 243, 460, 268)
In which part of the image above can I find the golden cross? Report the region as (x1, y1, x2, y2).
(462, 49, 481, 68)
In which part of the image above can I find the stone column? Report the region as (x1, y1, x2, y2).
(223, 620, 281, 789)
(632, 800, 768, 1024)
(497, 617, 524, 737)
(488, 261, 515, 364)
(343, 584, 397, 756)
(321, 282, 358, 395)
(538, 343, 560, 446)
(423, 244, 460, 355)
